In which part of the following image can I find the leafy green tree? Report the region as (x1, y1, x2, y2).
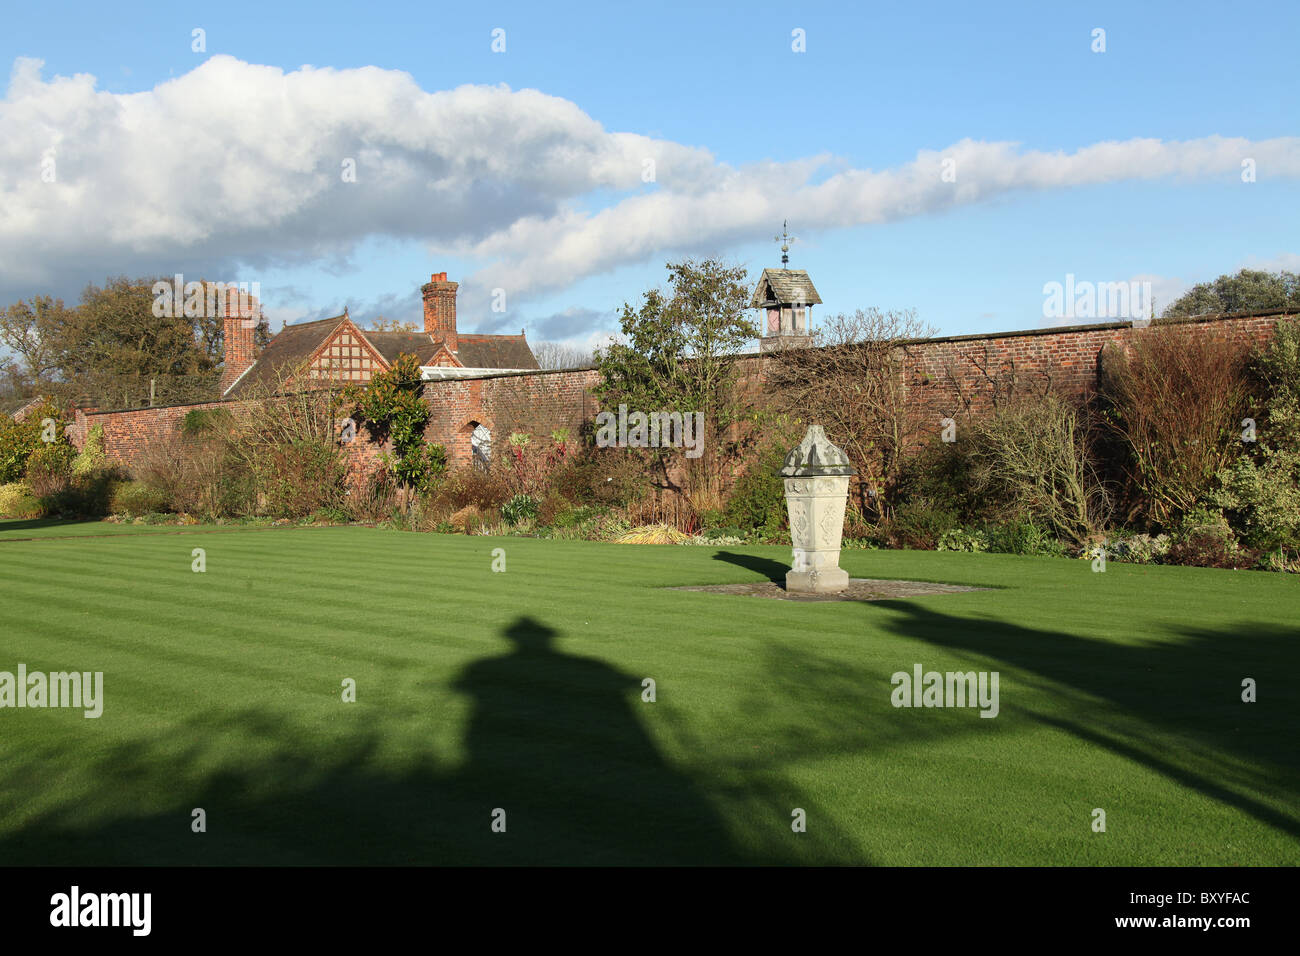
(594, 258, 759, 498)
(48, 277, 219, 408)
(1163, 269, 1300, 317)
(31, 276, 269, 409)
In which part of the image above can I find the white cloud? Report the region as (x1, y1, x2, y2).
(1241, 251, 1300, 274)
(3, 54, 1298, 314)
(0, 55, 715, 295)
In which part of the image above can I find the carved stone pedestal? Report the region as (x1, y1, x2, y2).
(780, 426, 855, 594)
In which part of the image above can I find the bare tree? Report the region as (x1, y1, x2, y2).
(533, 341, 594, 370)
(226, 358, 349, 452)
(966, 392, 1110, 545)
(371, 318, 419, 332)
(939, 342, 1053, 416)
(1, 296, 67, 384)
(148, 360, 353, 517)
(1098, 325, 1251, 526)
(766, 308, 935, 515)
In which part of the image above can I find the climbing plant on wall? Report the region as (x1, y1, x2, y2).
(345, 353, 446, 492)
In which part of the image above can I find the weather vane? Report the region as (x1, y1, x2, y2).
(774, 220, 796, 268)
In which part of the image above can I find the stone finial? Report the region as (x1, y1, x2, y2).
(780, 425, 855, 477)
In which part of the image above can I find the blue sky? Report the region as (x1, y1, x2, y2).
(1, 0, 1296, 348)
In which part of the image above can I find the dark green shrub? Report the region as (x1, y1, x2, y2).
(0, 400, 67, 483)
(1256, 548, 1300, 573)
(892, 441, 978, 524)
(983, 520, 1067, 556)
(891, 499, 959, 549)
(254, 439, 349, 518)
(551, 505, 605, 530)
(111, 480, 173, 517)
(937, 527, 989, 552)
(394, 441, 447, 494)
(42, 470, 119, 517)
(724, 444, 787, 531)
(696, 508, 728, 532)
(502, 493, 540, 526)
(1166, 509, 1256, 569)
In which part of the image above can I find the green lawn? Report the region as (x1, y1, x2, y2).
(0, 519, 1296, 865)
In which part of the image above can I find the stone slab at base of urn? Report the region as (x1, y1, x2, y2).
(780, 425, 855, 594)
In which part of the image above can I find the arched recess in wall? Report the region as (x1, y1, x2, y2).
(467, 420, 492, 469)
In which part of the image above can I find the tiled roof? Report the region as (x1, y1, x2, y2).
(361, 331, 440, 365)
(750, 268, 823, 307)
(455, 334, 539, 370)
(224, 315, 345, 397)
(226, 318, 539, 396)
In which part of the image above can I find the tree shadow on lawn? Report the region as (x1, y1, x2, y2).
(0, 616, 853, 865)
(650, 635, 989, 865)
(0, 518, 89, 536)
(871, 600, 1300, 841)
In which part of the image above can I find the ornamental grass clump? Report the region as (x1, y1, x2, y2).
(615, 523, 689, 545)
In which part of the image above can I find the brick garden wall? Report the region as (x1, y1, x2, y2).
(74, 400, 229, 467)
(421, 368, 601, 468)
(897, 312, 1286, 425)
(74, 398, 387, 487)
(75, 311, 1292, 481)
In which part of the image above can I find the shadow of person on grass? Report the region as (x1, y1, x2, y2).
(445, 615, 749, 864)
(0, 615, 761, 865)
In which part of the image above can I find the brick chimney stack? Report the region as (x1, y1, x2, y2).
(220, 289, 259, 395)
(422, 271, 458, 355)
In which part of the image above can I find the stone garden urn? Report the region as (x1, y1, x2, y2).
(780, 425, 855, 593)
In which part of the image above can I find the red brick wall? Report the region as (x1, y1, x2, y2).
(898, 313, 1285, 425)
(422, 368, 602, 467)
(76, 399, 388, 485)
(74, 311, 1292, 482)
(77, 401, 229, 467)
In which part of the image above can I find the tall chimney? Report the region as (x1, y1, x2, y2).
(422, 271, 458, 355)
(219, 288, 259, 395)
